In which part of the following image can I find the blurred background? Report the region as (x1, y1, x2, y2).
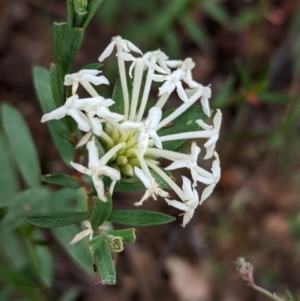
(1, 0, 300, 300)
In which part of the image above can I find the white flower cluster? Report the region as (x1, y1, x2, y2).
(41, 36, 222, 227)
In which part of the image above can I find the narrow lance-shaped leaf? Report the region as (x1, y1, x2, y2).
(1, 104, 41, 188)
(81, 0, 105, 29)
(93, 235, 116, 285)
(91, 195, 112, 228)
(33, 67, 75, 165)
(107, 210, 176, 227)
(41, 173, 81, 189)
(23, 211, 89, 228)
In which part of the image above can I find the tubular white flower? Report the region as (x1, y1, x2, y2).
(134, 166, 169, 206)
(165, 142, 214, 187)
(150, 69, 189, 103)
(166, 177, 199, 227)
(98, 35, 143, 62)
(196, 109, 222, 159)
(121, 107, 162, 153)
(64, 69, 109, 96)
(71, 140, 123, 201)
(41, 95, 90, 132)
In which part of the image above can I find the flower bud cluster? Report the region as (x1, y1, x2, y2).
(41, 35, 222, 227)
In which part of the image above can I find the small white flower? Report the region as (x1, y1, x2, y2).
(143, 50, 170, 74)
(166, 177, 199, 227)
(41, 95, 90, 132)
(69, 220, 94, 245)
(117, 52, 167, 78)
(71, 140, 121, 201)
(73, 96, 124, 136)
(64, 69, 109, 95)
(200, 152, 221, 204)
(121, 107, 162, 153)
(165, 142, 214, 187)
(99, 36, 143, 62)
(196, 109, 222, 159)
(134, 167, 169, 205)
(150, 69, 189, 103)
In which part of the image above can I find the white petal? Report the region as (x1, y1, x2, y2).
(69, 229, 92, 245)
(92, 173, 106, 201)
(147, 107, 162, 128)
(64, 74, 75, 86)
(121, 121, 141, 130)
(100, 165, 121, 180)
(117, 52, 136, 61)
(68, 109, 91, 132)
(97, 107, 124, 122)
(200, 183, 216, 204)
(99, 41, 115, 62)
(176, 81, 189, 103)
(138, 131, 149, 153)
(70, 162, 92, 176)
(81, 74, 109, 86)
(41, 107, 68, 122)
(79, 69, 101, 76)
(149, 74, 165, 82)
(87, 140, 101, 169)
(125, 39, 143, 55)
(166, 199, 188, 211)
(196, 119, 213, 130)
(165, 159, 188, 170)
(201, 96, 211, 117)
(159, 81, 175, 95)
(182, 209, 195, 227)
(90, 117, 103, 136)
(182, 176, 194, 200)
(148, 130, 162, 149)
(76, 132, 92, 148)
(134, 167, 151, 188)
(213, 109, 222, 131)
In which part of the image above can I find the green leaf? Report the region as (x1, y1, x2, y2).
(110, 78, 125, 115)
(157, 105, 207, 151)
(114, 168, 172, 192)
(82, 0, 105, 29)
(93, 235, 116, 285)
(107, 210, 176, 227)
(258, 92, 290, 104)
(0, 132, 19, 204)
(0, 187, 52, 233)
(0, 206, 8, 223)
(235, 59, 250, 88)
(285, 289, 293, 301)
(107, 228, 136, 243)
(41, 173, 81, 189)
(91, 195, 112, 228)
(1, 103, 41, 188)
(66, 0, 74, 29)
(50, 64, 65, 107)
(51, 225, 94, 274)
(53, 23, 84, 73)
(33, 67, 75, 165)
(23, 211, 89, 228)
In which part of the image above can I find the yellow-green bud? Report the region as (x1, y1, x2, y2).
(120, 163, 134, 176)
(108, 235, 124, 253)
(116, 155, 128, 166)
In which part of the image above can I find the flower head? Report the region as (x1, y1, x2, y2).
(41, 35, 222, 227)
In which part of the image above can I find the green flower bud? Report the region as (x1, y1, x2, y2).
(73, 0, 87, 13)
(107, 235, 124, 253)
(120, 163, 134, 176)
(116, 155, 128, 166)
